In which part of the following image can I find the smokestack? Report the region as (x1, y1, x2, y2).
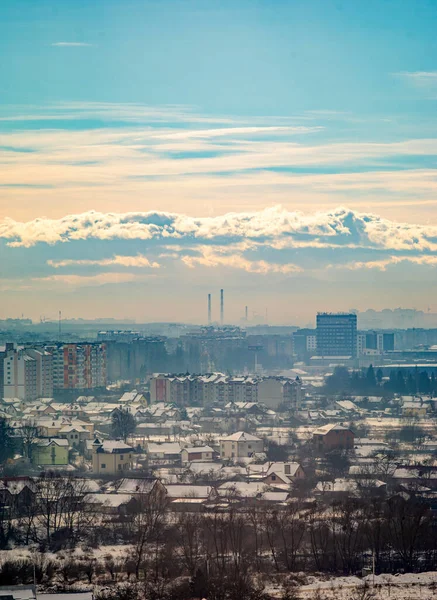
(220, 289, 224, 326)
(245, 306, 248, 322)
(208, 293, 212, 325)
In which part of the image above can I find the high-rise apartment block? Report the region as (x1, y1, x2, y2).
(3, 344, 53, 400)
(150, 373, 302, 410)
(45, 343, 106, 390)
(316, 313, 358, 358)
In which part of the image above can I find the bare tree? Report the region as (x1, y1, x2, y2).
(131, 483, 168, 579)
(18, 421, 41, 462)
(111, 408, 136, 443)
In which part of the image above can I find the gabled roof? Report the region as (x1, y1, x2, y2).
(36, 438, 69, 447)
(182, 446, 214, 454)
(312, 423, 353, 436)
(115, 478, 157, 494)
(220, 431, 262, 442)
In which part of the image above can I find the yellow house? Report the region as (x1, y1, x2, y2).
(32, 438, 69, 466)
(92, 438, 135, 475)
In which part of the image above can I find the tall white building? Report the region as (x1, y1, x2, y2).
(3, 346, 52, 401)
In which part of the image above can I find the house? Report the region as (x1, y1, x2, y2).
(181, 446, 214, 465)
(216, 481, 288, 505)
(220, 431, 264, 460)
(262, 462, 305, 486)
(312, 423, 355, 452)
(113, 477, 167, 500)
(92, 438, 134, 475)
(0, 478, 36, 509)
(58, 425, 91, 449)
(119, 391, 148, 405)
(316, 477, 386, 499)
(147, 442, 181, 463)
(0, 585, 36, 600)
(86, 493, 138, 516)
(32, 438, 69, 466)
(164, 484, 215, 510)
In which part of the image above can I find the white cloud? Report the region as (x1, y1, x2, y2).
(2, 206, 437, 278)
(51, 42, 93, 47)
(2, 205, 437, 253)
(181, 245, 301, 275)
(335, 255, 437, 271)
(47, 254, 160, 269)
(34, 273, 147, 287)
(396, 71, 437, 87)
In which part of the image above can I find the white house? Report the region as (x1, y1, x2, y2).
(220, 431, 264, 460)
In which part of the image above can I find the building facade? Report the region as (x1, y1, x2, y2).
(45, 343, 106, 390)
(316, 313, 358, 358)
(3, 345, 53, 401)
(220, 431, 264, 460)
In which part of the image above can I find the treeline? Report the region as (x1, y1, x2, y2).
(2, 474, 437, 599)
(326, 365, 437, 396)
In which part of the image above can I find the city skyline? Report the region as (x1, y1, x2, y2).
(1, 0, 437, 321)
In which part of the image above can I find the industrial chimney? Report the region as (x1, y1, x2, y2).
(220, 289, 224, 326)
(245, 306, 248, 322)
(208, 293, 212, 325)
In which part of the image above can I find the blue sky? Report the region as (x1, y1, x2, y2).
(1, 0, 437, 324)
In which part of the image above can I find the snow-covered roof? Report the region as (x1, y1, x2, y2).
(220, 431, 262, 442)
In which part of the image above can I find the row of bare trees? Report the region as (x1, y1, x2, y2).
(0, 472, 96, 549)
(2, 475, 437, 589)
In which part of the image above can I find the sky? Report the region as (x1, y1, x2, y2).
(1, 0, 437, 325)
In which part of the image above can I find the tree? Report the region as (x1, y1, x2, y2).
(265, 439, 289, 462)
(19, 421, 40, 461)
(366, 365, 376, 390)
(0, 418, 15, 464)
(111, 408, 136, 442)
(376, 368, 383, 385)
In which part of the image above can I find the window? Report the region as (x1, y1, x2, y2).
(120, 454, 124, 460)
(248, 445, 252, 450)
(271, 474, 276, 481)
(101, 463, 106, 468)
(118, 464, 122, 470)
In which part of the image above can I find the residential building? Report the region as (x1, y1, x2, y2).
(312, 423, 355, 452)
(316, 313, 358, 358)
(32, 438, 69, 466)
(292, 328, 317, 359)
(181, 445, 214, 464)
(2, 346, 52, 401)
(92, 438, 134, 475)
(220, 431, 264, 460)
(149, 373, 302, 408)
(45, 342, 106, 390)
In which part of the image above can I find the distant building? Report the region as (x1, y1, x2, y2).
(316, 313, 357, 358)
(92, 438, 134, 475)
(357, 331, 395, 355)
(292, 328, 317, 359)
(45, 342, 106, 390)
(3, 345, 53, 401)
(150, 373, 302, 409)
(312, 423, 355, 452)
(220, 431, 264, 460)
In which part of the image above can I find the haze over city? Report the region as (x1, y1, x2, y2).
(2, 0, 437, 322)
